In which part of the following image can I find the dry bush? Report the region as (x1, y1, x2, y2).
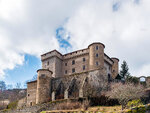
(54, 99, 90, 110)
(54, 100, 81, 110)
(0, 101, 8, 110)
(106, 82, 146, 109)
(82, 99, 90, 110)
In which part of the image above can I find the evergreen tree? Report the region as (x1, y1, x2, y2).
(120, 61, 130, 79)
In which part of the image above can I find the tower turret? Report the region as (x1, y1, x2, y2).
(36, 69, 53, 104)
(88, 42, 105, 71)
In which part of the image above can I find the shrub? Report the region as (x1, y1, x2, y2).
(54, 99, 90, 110)
(82, 99, 90, 110)
(106, 83, 146, 109)
(89, 95, 119, 106)
(7, 101, 18, 110)
(137, 105, 146, 113)
(126, 105, 148, 113)
(54, 100, 81, 110)
(146, 104, 150, 110)
(127, 99, 143, 108)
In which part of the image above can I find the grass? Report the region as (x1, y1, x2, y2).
(41, 105, 123, 113)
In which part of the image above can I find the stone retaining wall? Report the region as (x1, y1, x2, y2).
(0, 99, 82, 113)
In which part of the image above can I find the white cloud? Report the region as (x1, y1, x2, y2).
(64, 0, 150, 76)
(0, 0, 150, 79)
(0, 0, 83, 79)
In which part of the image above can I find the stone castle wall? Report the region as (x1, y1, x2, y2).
(26, 69, 108, 106)
(41, 42, 118, 78)
(62, 54, 89, 76)
(111, 58, 119, 79)
(26, 42, 119, 107)
(89, 43, 105, 71)
(36, 69, 53, 104)
(51, 69, 107, 100)
(26, 81, 37, 106)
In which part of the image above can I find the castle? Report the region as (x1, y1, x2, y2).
(26, 42, 119, 106)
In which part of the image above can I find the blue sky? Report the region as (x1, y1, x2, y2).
(3, 27, 72, 87)
(4, 54, 41, 87)
(1, 0, 150, 87)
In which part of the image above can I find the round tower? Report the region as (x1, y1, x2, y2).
(88, 42, 105, 71)
(111, 58, 119, 79)
(36, 69, 53, 104)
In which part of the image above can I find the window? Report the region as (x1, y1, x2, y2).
(96, 61, 99, 66)
(83, 58, 85, 62)
(72, 68, 75, 73)
(83, 65, 85, 70)
(28, 94, 30, 96)
(72, 60, 75, 65)
(96, 46, 99, 50)
(41, 74, 45, 77)
(65, 70, 67, 74)
(96, 53, 99, 57)
(108, 74, 111, 82)
(65, 63, 67, 66)
(47, 61, 49, 65)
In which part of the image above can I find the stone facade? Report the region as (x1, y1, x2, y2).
(26, 81, 37, 106)
(26, 42, 119, 106)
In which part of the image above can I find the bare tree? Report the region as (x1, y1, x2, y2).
(0, 81, 6, 110)
(0, 81, 6, 91)
(106, 82, 146, 110)
(15, 82, 22, 89)
(84, 71, 108, 97)
(7, 84, 13, 89)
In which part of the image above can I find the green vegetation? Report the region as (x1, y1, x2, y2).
(7, 101, 18, 110)
(41, 104, 150, 113)
(120, 61, 130, 79)
(127, 99, 143, 108)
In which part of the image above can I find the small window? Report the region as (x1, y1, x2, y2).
(65, 63, 67, 66)
(28, 94, 30, 96)
(108, 74, 111, 82)
(72, 60, 75, 65)
(72, 68, 75, 73)
(96, 53, 99, 57)
(65, 70, 67, 74)
(30, 102, 32, 106)
(47, 61, 49, 65)
(96, 46, 99, 50)
(96, 62, 99, 66)
(83, 58, 86, 62)
(83, 65, 85, 70)
(41, 74, 45, 77)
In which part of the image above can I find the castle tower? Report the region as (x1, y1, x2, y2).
(88, 42, 105, 71)
(36, 69, 53, 104)
(111, 58, 119, 79)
